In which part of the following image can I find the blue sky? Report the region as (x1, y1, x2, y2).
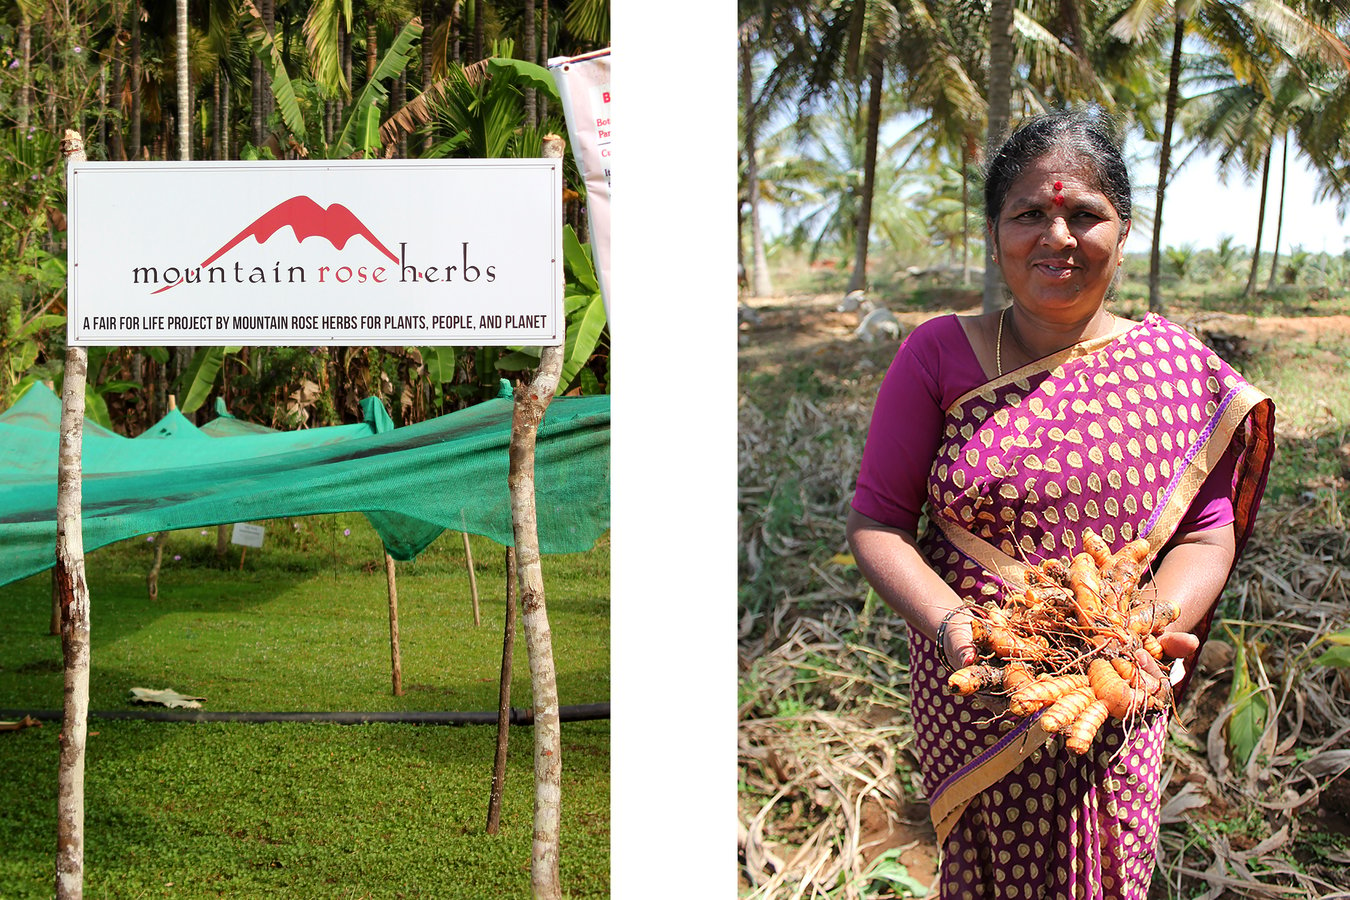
(1139, 140, 1350, 255)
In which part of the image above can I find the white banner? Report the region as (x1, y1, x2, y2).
(549, 48, 611, 317)
(67, 160, 563, 347)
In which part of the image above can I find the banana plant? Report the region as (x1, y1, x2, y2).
(176, 347, 243, 415)
(243, 4, 423, 160)
(558, 225, 607, 395)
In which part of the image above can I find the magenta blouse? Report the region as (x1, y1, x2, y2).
(853, 314, 1236, 536)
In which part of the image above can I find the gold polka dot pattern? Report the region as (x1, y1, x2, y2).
(911, 316, 1247, 898)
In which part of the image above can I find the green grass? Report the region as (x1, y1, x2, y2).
(0, 515, 610, 898)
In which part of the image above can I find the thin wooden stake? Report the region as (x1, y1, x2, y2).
(509, 131, 568, 900)
(50, 571, 60, 636)
(55, 128, 90, 900)
(385, 551, 403, 696)
(146, 532, 167, 600)
(463, 531, 481, 626)
(486, 545, 517, 834)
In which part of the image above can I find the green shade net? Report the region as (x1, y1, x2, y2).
(0, 382, 610, 587)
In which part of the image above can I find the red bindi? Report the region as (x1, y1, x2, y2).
(1054, 181, 1064, 191)
(1053, 194, 1065, 206)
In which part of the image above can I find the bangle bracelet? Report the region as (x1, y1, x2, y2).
(935, 607, 962, 648)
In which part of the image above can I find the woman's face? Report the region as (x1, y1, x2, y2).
(990, 152, 1129, 319)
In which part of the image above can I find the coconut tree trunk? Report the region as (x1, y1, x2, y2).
(983, 0, 1016, 313)
(473, 0, 484, 61)
(366, 8, 378, 79)
(251, 56, 264, 146)
(1245, 145, 1272, 297)
(261, 0, 276, 126)
(211, 71, 220, 159)
(1266, 132, 1287, 291)
(539, 0, 549, 121)
(221, 72, 231, 160)
(846, 55, 883, 295)
(741, 37, 773, 297)
(130, 12, 142, 159)
(55, 130, 91, 900)
(1148, 12, 1185, 315)
(177, 0, 190, 161)
(961, 140, 971, 284)
(508, 132, 567, 900)
(421, 0, 434, 154)
(523, 0, 537, 124)
(451, 1, 462, 63)
(109, 33, 125, 161)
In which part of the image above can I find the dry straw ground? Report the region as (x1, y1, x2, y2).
(737, 290, 1350, 900)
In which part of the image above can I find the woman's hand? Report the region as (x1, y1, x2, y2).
(939, 609, 978, 670)
(1130, 630, 1200, 696)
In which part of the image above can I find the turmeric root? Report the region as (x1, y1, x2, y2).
(1126, 597, 1181, 636)
(1089, 657, 1147, 719)
(1065, 700, 1111, 755)
(1009, 673, 1090, 717)
(1040, 684, 1097, 734)
(942, 528, 1182, 754)
(946, 664, 1006, 695)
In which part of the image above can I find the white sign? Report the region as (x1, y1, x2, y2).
(67, 160, 563, 347)
(230, 523, 266, 548)
(550, 49, 612, 317)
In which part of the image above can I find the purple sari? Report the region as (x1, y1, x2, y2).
(905, 314, 1273, 898)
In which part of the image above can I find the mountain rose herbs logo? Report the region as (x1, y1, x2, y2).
(131, 195, 496, 294)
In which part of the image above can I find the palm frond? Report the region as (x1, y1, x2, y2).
(243, 0, 308, 144)
(378, 58, 489, 149)
(303, 0, 353, 98)
(1109, 0, 1173, 43)
(563, 0, 610, 45)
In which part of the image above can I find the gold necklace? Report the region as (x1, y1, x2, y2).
(996, 307, 1007, 376)
(997, 308, 1117, 378)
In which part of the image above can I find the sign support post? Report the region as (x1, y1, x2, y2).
(504, 132, 567, 900)
(55, 128, 92, 900)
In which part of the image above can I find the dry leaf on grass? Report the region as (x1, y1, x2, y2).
(128, 687, 206, 709)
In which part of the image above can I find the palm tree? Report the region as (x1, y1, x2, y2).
(739, 0, 812, 297)
(1188, 55, 1337, 297)
(740, 27, 775, 297)
(983, 0, 1015, 311)
(177, 0, 189, 160)
(1111, 0, 1350, 312)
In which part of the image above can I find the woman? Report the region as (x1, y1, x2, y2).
(846, 109, 1274, 898)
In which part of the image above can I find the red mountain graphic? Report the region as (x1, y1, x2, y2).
(152, 196, 398, 294)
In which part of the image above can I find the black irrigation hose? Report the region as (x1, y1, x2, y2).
(0, 702, 609, 726)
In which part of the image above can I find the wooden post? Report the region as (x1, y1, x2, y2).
(146, 532, 167, 600)
(508, 130, 568, 900)
(462, 531, 481, 626)
(485, 546, 517, 834)
(55, 128, 91, 900)
(384, 551, 403, 696)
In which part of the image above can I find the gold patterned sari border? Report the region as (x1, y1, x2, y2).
(1144, 384, 1269, 550)
(947, 323, 1138, 415)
